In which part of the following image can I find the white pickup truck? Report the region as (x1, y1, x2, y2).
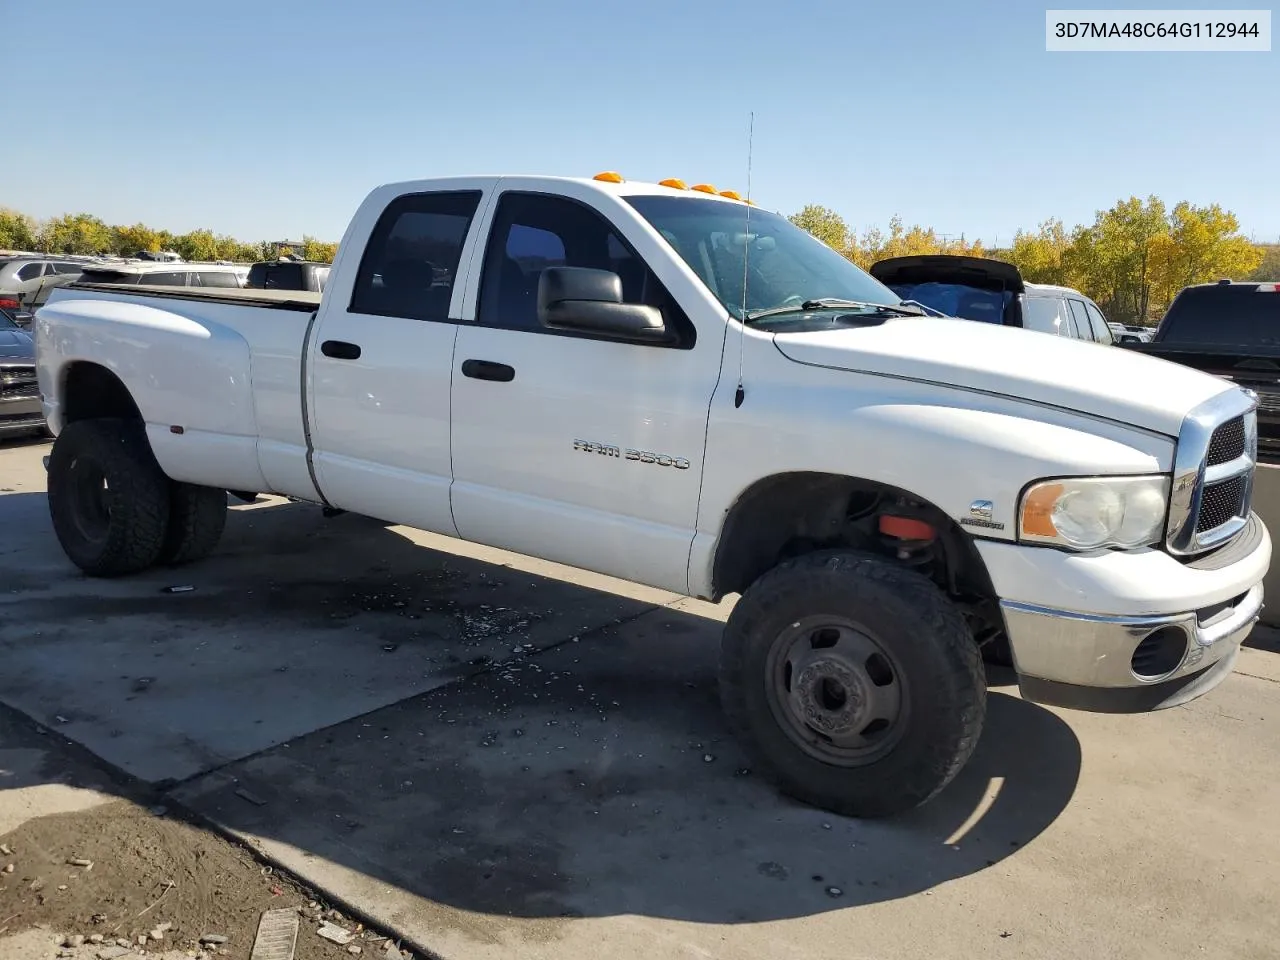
(33, 172, 1270, 818)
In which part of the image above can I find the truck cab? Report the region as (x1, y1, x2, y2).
(32, 171, 1271, 820)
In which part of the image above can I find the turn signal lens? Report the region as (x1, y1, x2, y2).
(1018, 476, 1170, 550)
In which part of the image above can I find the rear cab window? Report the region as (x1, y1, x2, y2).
(1158, 285, 1280, 347)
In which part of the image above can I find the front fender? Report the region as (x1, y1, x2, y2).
(689, 364, 1175, 596)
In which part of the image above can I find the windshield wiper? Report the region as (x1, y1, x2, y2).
(897, 298, 947, 317)
(744, 298, 925, 323)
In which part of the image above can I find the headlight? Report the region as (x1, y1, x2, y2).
(1019, 475, 1170, 550)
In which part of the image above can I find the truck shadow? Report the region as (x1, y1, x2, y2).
(0, 489, 1081, 926)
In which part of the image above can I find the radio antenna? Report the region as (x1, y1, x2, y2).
(734, 111, 754, 409)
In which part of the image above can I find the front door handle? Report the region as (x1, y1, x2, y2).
(321, 339, 361, 360)
(461, 359, 515, 382)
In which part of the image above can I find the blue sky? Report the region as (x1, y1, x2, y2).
(7, 1, 1277, 245)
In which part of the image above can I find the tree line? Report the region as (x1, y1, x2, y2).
(788, 196, 1275, 326)
(5, 197, 1275, 326)
(0, 208, 338, 264)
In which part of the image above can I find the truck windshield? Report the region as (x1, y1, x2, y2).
(624, 195, 902, 321)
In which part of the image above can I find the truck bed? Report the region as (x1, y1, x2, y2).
(68, 282, 322, 312)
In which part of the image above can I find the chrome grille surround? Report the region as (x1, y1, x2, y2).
(1166, 388, 1258, 557)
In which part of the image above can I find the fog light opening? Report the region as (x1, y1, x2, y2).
(1131, 626, 1189, 681)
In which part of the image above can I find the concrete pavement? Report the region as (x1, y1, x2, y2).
(2, 436, 1279, 960)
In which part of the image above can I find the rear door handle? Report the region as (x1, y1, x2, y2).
(321, 340, 361, 360)
(320, 340, 360, 358)
(461, 359, 515, 382)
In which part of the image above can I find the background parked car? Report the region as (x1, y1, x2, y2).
(869, 254, 1117, 345)
(1120, 279, 1280, 462)
(73, 261, 250, 288)
(0, 303, 45, 438)
(1109, 321, 1153, 343)
(245, 257, 331, 292)
(0, 255, 88, 316)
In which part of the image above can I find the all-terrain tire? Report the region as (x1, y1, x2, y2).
(718, 549, 986, 819)
(159, 482, 228, 565)
(46, 418, 170, 577)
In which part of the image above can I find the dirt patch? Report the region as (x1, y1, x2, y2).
(0, 796, 417, 958)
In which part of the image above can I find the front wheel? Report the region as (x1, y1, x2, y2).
(718, 549, 986, 818)
(46, 418, 171, 577)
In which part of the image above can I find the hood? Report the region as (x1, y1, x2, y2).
(771, 315, 1234, 437)
(0, 327, 34, 361)
(870, 255, 1025, 293)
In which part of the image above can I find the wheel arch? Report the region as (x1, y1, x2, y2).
(707, 470, 999, 609)
(60, 361, 143, 425)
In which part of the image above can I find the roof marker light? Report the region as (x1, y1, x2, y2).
(719, 190, 743, 200)
(658, 178, 688, 189)
(690, 183, 718, 194)
(593, 171, 624, 183)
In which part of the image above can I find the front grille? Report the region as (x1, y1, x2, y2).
(0, 365, 37, 400)
(1168, 394, 1257, 556)
(1197, 475, 1248, 533)
(1206, 417, 1245, 465)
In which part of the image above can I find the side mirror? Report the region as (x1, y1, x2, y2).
(537, 266, 671, 342)
(14, 311, 33, 328)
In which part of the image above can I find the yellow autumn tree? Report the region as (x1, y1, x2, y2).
(1150, 202, 1264, 308)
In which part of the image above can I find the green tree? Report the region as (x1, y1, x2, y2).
(788, 204, 851, 254)
(851, 216, 983, 270)
(1066, 196, 1168, 324)
(111, 222, 161, 257)
(174, 229, 218, 262)
(37, 213, 114, 255)
(1006, 218, 1070, 285)
(0, 208, 37, 250)
(1249, 244, 1280, 281)
(301, 235, 338, 263)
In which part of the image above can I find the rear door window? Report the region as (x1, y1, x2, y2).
(1066, 299, 1093, 340)
(1022, 297, 1070, 336)
(193, 271, 240, 288)
(349, 190, 482, 322)
(1083, 302, 1113, 344)
(136, 271, 188, 286)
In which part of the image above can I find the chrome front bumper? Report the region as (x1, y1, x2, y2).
(1001, 581, 1263, 710)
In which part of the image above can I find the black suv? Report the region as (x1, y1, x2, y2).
(1121, 279, 1280, 462)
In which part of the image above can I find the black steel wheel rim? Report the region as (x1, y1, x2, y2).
(764, 615, 910, 766)
(66, 454, 111, 546)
